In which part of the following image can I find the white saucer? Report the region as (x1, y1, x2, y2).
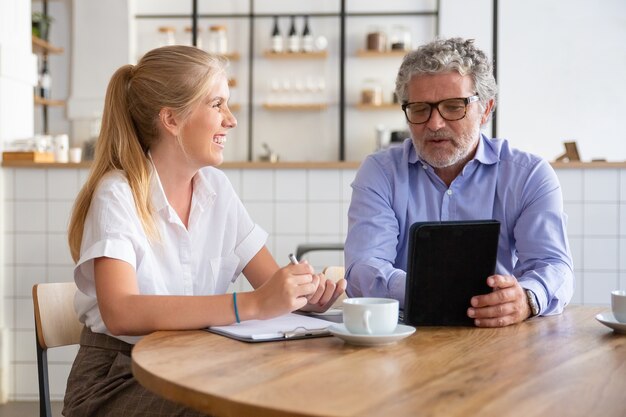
(310, 308, 342, 316)
(328, 323, 415, 346)
(595, 312, 626, 334)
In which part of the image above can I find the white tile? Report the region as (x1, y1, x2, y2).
(583, 203, 618, 236)
(621, 170, 626, 202)
(2, 168, 15, 200)
(308, 170, 341, 201)
(583, 170, 619, 202)
(15, 169, 46, 200)
(570, 271, 583, 304)
(3, 201, 14, 232)
(78, 168, 91, 187)
(221, 169, 241, 196)
(275, 202, 307, 234)
(5, 233, 15, 264)
(307, 202, 343, 235)
(568, 237, 583, 271)
(275, 170, 306, 201)
(555, 169, 583, 202)
(48, 201, 74, 233)
(14, 363, 38, 398)
(49, 363, 74, 400)
(14, 330, 36, 362)
(48, 234, 73, 266)
(14, 201, 46, 232)
(15, 233, 46, 265)
(241, 170, 274, 201)
(48, 343, 79, 363)
(621, 204, 626, 236)
(563, 203, 583, 236)
(3, 298, 15, 329)
(15, 266, 47, 297)
(47, 265, 75, 283)
(341, 169, 357, 202)
(582, 271, 619, 304)
(3, 265, 15, 297)
(47, 170, 79, 200)
(15, 298, 34, 329)
(245, 202, 274, 234)
(621, 273, 626, 290)
(273, 235, 307, 261)
(583, 238, 618, 270)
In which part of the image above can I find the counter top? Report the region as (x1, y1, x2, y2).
(2, 160, 626, 169)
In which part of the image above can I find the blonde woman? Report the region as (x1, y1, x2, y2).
(63, 45, 345, 416)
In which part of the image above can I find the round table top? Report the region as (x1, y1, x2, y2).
(132, 305, 626, 417)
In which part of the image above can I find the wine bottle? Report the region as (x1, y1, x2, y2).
(271, 16, 283, 53)
(301, 15, 313, 53)
(288, 15, 300, 53)
(39, 65, 51, 100)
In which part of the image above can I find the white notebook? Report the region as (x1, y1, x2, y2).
(208, 313, 333, 342)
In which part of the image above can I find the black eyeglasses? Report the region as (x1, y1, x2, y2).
(401, 95, 480, 124)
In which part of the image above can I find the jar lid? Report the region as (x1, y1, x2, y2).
(209, 25, 227, 31)
(158, 26, 176, 33)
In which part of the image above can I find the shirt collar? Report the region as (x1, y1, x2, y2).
(409, 133, 500, 167)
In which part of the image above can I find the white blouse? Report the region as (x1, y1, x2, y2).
(74, 166, 267, 344)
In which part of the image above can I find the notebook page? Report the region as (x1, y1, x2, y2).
(209, 313, 332, 340)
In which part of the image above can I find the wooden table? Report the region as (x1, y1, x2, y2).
(131, 306, 626, 417)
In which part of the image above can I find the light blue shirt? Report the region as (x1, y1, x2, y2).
(345, 135, 574, 315)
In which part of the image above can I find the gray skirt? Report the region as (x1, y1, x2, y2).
(63, 327, 208, 417)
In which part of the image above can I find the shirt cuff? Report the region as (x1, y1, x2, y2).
(388, 269, 407, 309)
(519, 280, 548, 316)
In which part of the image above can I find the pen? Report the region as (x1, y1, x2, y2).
(288, 253, 299, 265)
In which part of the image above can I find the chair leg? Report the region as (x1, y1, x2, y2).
(35, 328, 52, 417)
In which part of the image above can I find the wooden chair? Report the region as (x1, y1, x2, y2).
(32, 282, 84, 417)
(323, 266, 347, 308)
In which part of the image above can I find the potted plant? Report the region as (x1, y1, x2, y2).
(32, 12, 54, 41)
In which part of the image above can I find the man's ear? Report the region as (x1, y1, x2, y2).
(159, 108, 179, 137)
(480, 99, 495, 125)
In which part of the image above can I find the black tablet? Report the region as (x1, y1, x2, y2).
(404, 220, 500, 326)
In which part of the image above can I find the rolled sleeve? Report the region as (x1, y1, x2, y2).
(75, 238, 136, 296)
(234, 224, 268, 271)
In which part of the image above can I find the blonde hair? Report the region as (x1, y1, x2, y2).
(68, 45, 227, 262)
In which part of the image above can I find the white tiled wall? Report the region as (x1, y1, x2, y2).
(1, 166, 625, 400)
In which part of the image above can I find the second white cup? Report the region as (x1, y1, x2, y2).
(343, 297, 398, 335)
(612, 290, 626, 323)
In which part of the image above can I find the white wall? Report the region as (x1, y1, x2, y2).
(0, 0, 37, 403)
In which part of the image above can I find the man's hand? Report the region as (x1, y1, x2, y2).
(467, 274, 531, 327)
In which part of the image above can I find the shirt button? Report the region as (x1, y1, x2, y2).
(447, 189, 453, 195)
(422, 164, 428, 169)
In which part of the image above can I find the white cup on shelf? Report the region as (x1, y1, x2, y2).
(69, 147, 82, 163)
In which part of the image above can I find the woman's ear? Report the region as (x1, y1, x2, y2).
(159, 108, 179, 137)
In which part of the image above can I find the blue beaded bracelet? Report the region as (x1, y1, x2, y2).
(233, 292, 240, 323)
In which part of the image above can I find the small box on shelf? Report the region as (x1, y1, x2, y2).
(2, 151, 55, 163)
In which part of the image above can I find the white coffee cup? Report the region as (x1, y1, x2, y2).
(343, 297, 398, 335)
(611, 290, 626, 323)
(69, 147, 82, 163)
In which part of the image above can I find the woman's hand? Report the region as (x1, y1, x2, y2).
(250, 262, 319, 319)
(299, 272, 347, 313)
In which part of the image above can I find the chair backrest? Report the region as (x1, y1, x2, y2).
(323, 266, 347, 308)
(33, 282, 83, 349)
(32, 282, 84, 417)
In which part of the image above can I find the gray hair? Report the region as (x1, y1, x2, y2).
(395, 37, 498, 114)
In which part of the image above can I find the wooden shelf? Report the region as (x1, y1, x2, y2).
(262, 103, 328, 111)
(263, 51, 328, 59)
(229, 103, 241, 111)
(355, 103, 400, 110)
(34, 96, 66, 107)
(32, 35, 64, 54)
(356, 49, 410, 58)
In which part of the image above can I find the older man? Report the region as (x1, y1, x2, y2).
(344, 37, 573, 327)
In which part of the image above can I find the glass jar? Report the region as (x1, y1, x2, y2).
(366, 27, 387, 52)
(185, 26, 203, 49)
(208, 25, 228, 55)
(361, 79, 383, 106)
(390, 25, 411, 51)
(157, 26, 176, 47)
